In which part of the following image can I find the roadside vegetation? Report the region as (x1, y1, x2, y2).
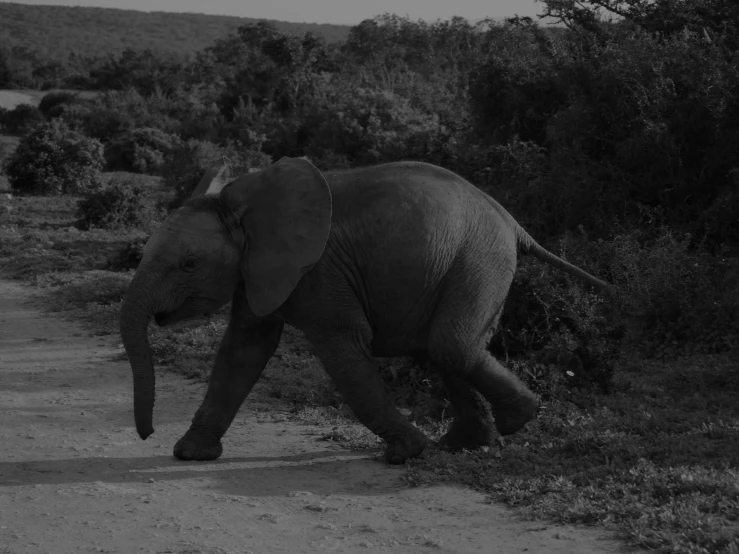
(1, 1, 737, 552)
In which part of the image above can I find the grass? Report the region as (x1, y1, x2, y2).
(0, 194, 147, 282)
(404, 355, 739, 553)
(2, 190, 738, 554)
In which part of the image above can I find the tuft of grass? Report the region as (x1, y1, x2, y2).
(294, 405, 384, 452)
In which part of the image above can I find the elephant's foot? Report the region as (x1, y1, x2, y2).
(383, 429, 430, 465)
(438, 419, 497, 452)
(492, 392, 540, 436)
(173, 431, 223, 461)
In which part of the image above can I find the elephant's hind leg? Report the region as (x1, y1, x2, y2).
(467, 353, 540, 436)
(437, 370, 497, 451)
(428, 285, 539, 440)
(306, 325, 429, 464)
(432, 336, 539, 439)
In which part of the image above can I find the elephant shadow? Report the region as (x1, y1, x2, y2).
(0, 450, 407, 498)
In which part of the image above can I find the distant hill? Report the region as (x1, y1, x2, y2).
(0, 2, 352, 60)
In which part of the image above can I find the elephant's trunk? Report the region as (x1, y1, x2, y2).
(120, 270, 163, 440)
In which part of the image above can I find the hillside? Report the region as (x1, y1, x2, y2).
(0, 2, 351, 59)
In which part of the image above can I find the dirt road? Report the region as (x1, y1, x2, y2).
(0, 280, 633, 554)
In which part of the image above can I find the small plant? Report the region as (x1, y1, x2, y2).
(105, 127, 181, 174)
(492, 254, 621, 397)
(37, 91, 81, 119)
(108, 236, 149, 271)
(3, 119, 104, 195)
(0, 103, 45, 135)
(162, 138, 271, 209)
(75, 176, 161, 230)
(303, 85, 444, 168)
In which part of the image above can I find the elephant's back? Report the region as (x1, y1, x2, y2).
(325, 161, 474, 194)
(324, 161, 478, 225)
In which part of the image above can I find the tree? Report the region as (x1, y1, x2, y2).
(539, 0, 739, 52)
(195, 22, 331, 120)
(89, 48, 185, 95)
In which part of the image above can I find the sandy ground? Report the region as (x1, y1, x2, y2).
(0, 279, 637, 554)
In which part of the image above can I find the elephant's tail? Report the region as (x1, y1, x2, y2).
(483, 194, 613, 294)
(518, 234, 612, 293)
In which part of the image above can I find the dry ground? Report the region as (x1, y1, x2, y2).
(0, 279, 636, 554)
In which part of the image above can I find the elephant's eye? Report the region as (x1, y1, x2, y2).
(182, 256, 198, 272)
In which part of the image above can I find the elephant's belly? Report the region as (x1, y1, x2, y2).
(370, 327, 429, 358)
(364, 284, 439, 357)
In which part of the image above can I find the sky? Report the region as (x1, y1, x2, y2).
(8, 0, 544, 25)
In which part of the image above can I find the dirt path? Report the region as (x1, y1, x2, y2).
(0, 280, 634, 554)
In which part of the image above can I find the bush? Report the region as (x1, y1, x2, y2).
(542, 226, 739, 358)
(108, 236, 149, 271)
(0, 135, 20, 172)
(37, 91, 82, 119)
(302, 85, 444, 168)
(3, 119, 104, 195)
(492, 257, 621, 397)
(75, 175, 161, 230)
(104, 127, 181, 174)
(470, 25, 739, 247)
(163, 138, 272, 209)
(0, 103, 45, 135)
(61, 88, 180, 144)
(469, 29, 566, 147)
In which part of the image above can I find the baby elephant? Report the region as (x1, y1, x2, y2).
(120, 157, 610, 464)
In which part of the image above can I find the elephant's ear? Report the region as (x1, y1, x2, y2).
(220, 157, 332, 316)
(190, 162, 232, 198)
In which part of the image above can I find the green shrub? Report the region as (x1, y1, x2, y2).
(0, 103, 46, 135)
(302, 85, 443, 168)
(61, 88, 180, 144)
(696, 171, 739, 247)
(0, 135, 20, 173)
(163, 138, 272, 209)
(107, 236, 148, 271)
(469, 30, 566, 147)
(470, 25, 739, 248)
(548, 227, 739, 358)
(3, 119, 104, 195)
(105, 127, 181, 174)
(493, 257, 621, 397)
(37, 91, 81, 119)
(75, 175, 161, 230)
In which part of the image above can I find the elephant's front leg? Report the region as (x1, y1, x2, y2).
(174, 297, 284, 461)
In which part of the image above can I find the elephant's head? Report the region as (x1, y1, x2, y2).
(120, 157, 332, 440)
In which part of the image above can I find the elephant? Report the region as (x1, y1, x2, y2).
(120, 157, 610, 464)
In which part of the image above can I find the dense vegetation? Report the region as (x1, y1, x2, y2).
(1, 2, 737, 552)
